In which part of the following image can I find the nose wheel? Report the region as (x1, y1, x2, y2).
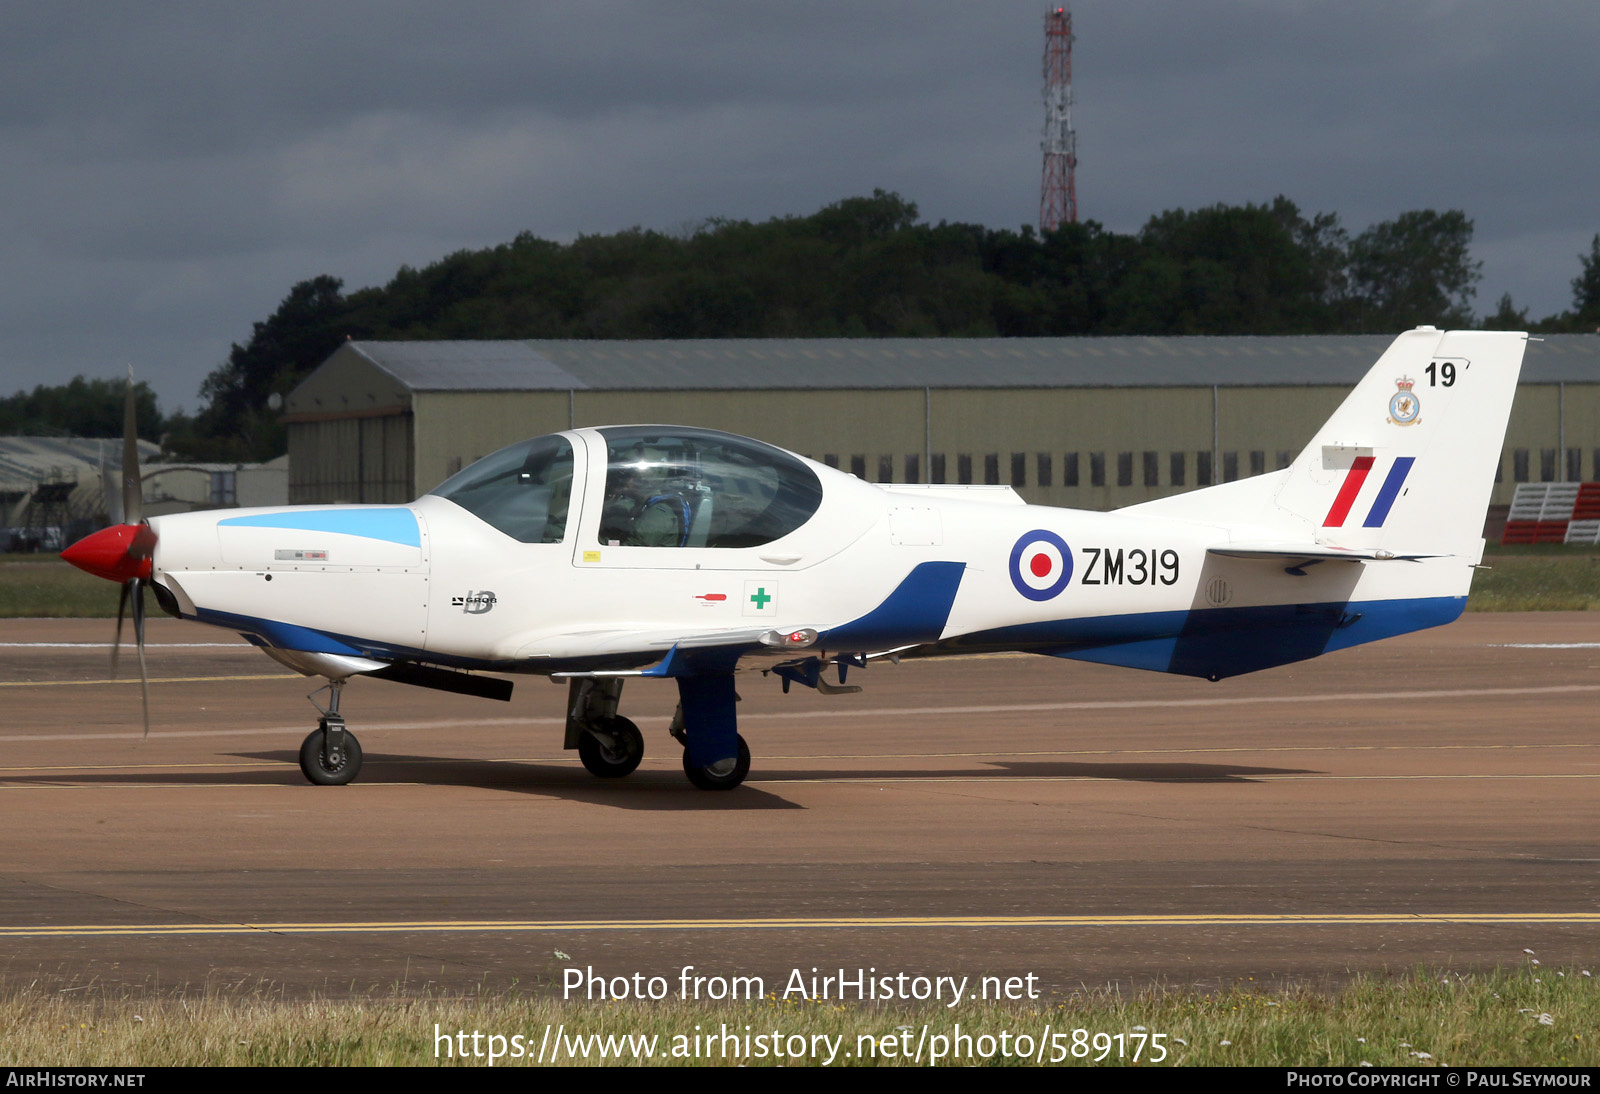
(299, 716, 363, 786)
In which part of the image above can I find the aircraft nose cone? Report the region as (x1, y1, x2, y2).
(60, 524, 155, 583)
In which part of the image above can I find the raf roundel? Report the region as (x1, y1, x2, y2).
(1009, 529, 1073, 601)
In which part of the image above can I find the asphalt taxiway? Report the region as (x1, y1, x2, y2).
(0, 613, 1596, 997)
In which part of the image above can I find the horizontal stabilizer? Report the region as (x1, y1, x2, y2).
(1208, 542, 1440, 563)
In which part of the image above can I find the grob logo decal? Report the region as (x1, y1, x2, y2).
(1009, 530, 1073, 601)
(452, 590, 497, 615)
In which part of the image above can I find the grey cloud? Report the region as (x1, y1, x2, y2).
(0, 1, 1594, 411)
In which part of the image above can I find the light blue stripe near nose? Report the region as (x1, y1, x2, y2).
(218, 508, 420, 547)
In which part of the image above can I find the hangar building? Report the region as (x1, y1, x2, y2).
(284, 335, 1600, 514)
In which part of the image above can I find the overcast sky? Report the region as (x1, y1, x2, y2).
(2, 1, 1596, 412)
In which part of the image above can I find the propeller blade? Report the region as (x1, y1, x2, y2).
(100, 456, 123, 525)
(132, 577, 149, 738)
(111, 580, 130, 679)
(121, 365, 143, 526)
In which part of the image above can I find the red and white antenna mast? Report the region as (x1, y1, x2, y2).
(1039, 7, 1077, 232)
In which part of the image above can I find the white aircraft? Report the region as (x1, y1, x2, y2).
(63, 327, 1526, 790)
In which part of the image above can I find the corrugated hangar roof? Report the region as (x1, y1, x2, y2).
(0, 436, 159, 493)
(340, 334, 1600, 392)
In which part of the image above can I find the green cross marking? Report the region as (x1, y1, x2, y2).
(750, 587, 772, 610)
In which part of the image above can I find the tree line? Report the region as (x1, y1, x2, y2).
(7, 192, 1600, 461)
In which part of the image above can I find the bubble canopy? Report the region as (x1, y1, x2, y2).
(429, 427, 823, 549)
(596, 427, 823, 549)
(429, 434, 575, 544)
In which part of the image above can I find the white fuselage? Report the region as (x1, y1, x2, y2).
(144, 428, 1477, 681)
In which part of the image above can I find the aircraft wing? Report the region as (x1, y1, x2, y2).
(544, 625, 823, 678)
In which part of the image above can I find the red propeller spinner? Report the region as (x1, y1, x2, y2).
(60, 522, 155, 583)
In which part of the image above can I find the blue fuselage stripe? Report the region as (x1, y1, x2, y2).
(947, 596, 1463, 680)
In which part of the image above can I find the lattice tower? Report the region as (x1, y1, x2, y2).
(1040, 7, 1077, 232)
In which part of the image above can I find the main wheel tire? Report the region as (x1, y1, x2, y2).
(299, 724, 363, 786)
(682, 734, 750, 791)
(577, 716, 644, 778)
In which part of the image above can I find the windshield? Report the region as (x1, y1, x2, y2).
(597, 427, 822, 548)
(429, 435, 574, 543)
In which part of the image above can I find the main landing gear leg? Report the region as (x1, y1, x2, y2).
(299, 677, 364, 786)
(566, 678, 644, 778)
(674, 675, 749, 791)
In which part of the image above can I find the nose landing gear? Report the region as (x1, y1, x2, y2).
(299, 678, 363, 786)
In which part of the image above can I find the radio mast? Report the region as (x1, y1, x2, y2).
(1039, 7, 1077, 232)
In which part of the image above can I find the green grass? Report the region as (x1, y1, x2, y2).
(0, 967, 1593, 1067)
(0, 555, 119, 617)
(1470, 549, 1600, 611)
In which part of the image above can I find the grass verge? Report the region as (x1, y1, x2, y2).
(0, 554, 118, 617)
(1469, 549, 1600, 611)
(1, 967, 1594, 1067)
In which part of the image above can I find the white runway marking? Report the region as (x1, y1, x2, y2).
(0, 642, 246, 648)
(1490, 643, 1600, 649)
(4, 911, 1598, 939)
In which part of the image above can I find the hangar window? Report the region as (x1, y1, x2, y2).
(878, 455, 894, 483)
(1036, 453, 1052, 488)
(1116, 452, 1133, 487)
(1011, 453, 1026, 488)
(1143, 451, 1159, 487)
(905, 454, 920, 483)
(958, 454, 973, 484)
(596, 427, 823, 549)
(1063, 452, 1079, 487)
(431, 434, 575, 544)
(1088, 452, 1104, 488)
(1196, 451, 1213, 486)
(1170, 452, 1186, 487)
(1540, 448, 1556, 482)
(1513, 449, 1528, 482)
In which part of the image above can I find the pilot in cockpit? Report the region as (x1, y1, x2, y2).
(599, 461, 693, 548)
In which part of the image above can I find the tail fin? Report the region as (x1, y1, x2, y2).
(1131, 328, 1527, 560)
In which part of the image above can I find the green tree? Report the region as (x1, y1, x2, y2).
(1572, 233, 1600, 328)
(180, 276, 354, 460)
(1100, 198, 1349, 334)
(1347, 210, 1481, 330)
(1482, 292, 1528, 330)
(0, 376, 163, 440)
